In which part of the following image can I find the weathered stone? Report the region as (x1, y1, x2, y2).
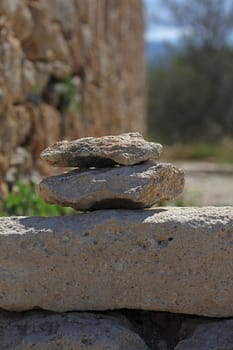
(5, 147, 33, 185)
(0, 0, 145, 183)
(13, 104, 32, 145)
(77, 0, 145, 135)
(0, 180, 9, 199)
(63, 110, 85, 140)
(0, 81, 9, 116)
(0, 311, 149, 350)
(36, 162, 184, 210)
(47, 0, 76, 38)
(0, 103, 17, 176)
(22, 59, 37, 98)
(175, 320, 233, 350)
(40, 133, 162, 167)
(0, 207, 233, 316)
(27, 103, 61, 157)
(23, 0, 70, 62)
(0, 0, 33, 41)
(0, 29, 24, 102)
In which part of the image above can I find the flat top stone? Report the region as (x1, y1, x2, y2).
(40, 132, 163, 167)
(0, 207, 233, 317)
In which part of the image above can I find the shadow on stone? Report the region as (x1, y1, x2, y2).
(19, 208, 168, 232)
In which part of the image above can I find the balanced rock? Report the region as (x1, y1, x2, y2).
(0, 311, 149, 350)
(36, 162, 184, 210)
(40, 132, 162, 167)
(0, 207, 233, 317)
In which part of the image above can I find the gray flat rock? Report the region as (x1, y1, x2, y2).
(175, 319, 233, 350)
(0, 207, 233, 317)
(40, 132, 162, 167)
(0, 311, 149, 349)
(36, 162, 184, 210)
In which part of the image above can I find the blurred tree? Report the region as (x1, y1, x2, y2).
(148, 0, 233, 143)
(156, 0, 233, 49)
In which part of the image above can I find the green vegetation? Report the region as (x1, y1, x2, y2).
(169, 196, 194, 207)
(147, 1, 233, 146)
(0, 182, 72, 216)
(162, 139, 233, 163)
(59, 76, 81, 113)
(157, 195, 194, 207)
(147, 47, 233, 144)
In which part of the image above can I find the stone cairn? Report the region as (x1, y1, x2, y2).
(36, 132, 185, 211)
(1, 133, 233, 348)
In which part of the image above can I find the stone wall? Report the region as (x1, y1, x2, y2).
(0, 0, 145, 195)
(1, 207, 233, 349)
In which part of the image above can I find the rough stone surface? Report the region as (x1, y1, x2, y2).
(13, 104, 32, 145)
(0, 28, 25, 102)
(0, 0, 33, 41)
(0, 311, 149, 349)
(0, 0, 145, 191)
(0, 102, 17, 176)
(23, 1, 70, 62)
(30, 103, 62, 157)
(36, 162, 184, 210)
(175, 320, 233, 350)
(0, 207, 233, 317)
(41, 133, 162, 167)
(1, 308, 233, 350)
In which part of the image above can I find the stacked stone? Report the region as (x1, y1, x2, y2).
(36, 132, 184, 210)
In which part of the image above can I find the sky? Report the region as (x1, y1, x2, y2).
(145, 0, 233, 43)
(144, 0, 183, 42)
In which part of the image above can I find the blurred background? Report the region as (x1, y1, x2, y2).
(145, 0, 233, 206)
(0, 0, 232, 215)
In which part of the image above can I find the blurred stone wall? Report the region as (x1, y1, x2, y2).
(0, 0, 145, 194)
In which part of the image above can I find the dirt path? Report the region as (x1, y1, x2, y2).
(173, 161, 233, 206)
